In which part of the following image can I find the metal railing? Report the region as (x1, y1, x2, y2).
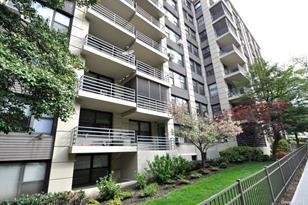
(136, 4, 161, 28)
(137, 136, 175, 150)
(91, 4, 135, 34)
(136, 31, 166, 54)
(136, 60, 169, 82)
(71, 126, 136, 147)
(85, 34, 135, 65)
(79, 75, 136, 102)
(224, 64, 246, 75)
(199, 146, 308, 205)
(137, 95, 169, 114)
(122, 0, 134, 6)
(220, 44, 241, 56)
(148, 0, 163, 9)
(228, 88, 245, 98)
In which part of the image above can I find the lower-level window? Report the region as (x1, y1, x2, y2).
(73, 154, 110, 188)
(0, 161, 48, 200)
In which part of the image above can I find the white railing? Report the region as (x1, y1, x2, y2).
(71, 126, 136, 147)
(137, 95, 169, 114)
(136, 31, 166, 54)
(137, 136, 175, 150)
(148, 0, 163, 9)
(220, 44, 242, 56)
(136, 60, 169, 82)
(85, 34, 135, 65)
(122, 0, 134, 6)
(136, 4, 161, 28)
(91, 4, 135, 34)
(79, 75, 136, 102)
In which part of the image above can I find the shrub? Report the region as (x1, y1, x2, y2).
(219, 162, 228, 169)
(177, 177, 190, 185)
(199, 168, 210, 175)
(165, 179, 176, 184)
(139, 183, 159, 198)
(220, 146, 264, 163)
(119, 191, 134, 200)
(277, 139, 289, 152)
(209, 167, 220, 172)
(190, 160, 202, 171)
(97, 172, 121, 200)
(0, 191, 85, 205)
(85, 198, 101, 205)
(106, 198, 122, 205)
(190, 172, 202, 179)
(276, 151, 288, 159)
(136, 172, 147, 190)
(147, 154, 190, 184)
(261, 154, 270, 162)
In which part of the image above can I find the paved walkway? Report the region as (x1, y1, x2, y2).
(291, 157, 308, 205)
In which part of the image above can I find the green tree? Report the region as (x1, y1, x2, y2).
(0, 0, 96, 133)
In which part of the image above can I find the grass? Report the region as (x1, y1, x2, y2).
(140, 162, 271, 205)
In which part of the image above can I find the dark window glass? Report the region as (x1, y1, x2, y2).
(79, 109, 112, 128)
(129, 120, 151, 136)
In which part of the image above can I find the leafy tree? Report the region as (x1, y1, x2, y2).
(173, 106, 242, 167)
(0, 0, 96, 133)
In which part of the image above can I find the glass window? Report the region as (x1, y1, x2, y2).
(166, 10, 178, 26)
(199, 30, 208, 41)
(171, 96, 189, 111)
(167, 47, 183, 66)
(170, 71, 186, 89)
(166, 0, 177, 9)
(193, 80, 198, 93)
(166, 27, 181, 43)
(79, 109, 112, 128)
(193, 80, 205, 95)
(129, 120, 151, 136)
(197, 16, 205, 30)
(190, 60, 202, 76)
(187, 41, 199, 56)
(209, 84, 218, 97)
(212, 104, 222, 116)
(202, 46, 211, 58)
(194, 2, 201, 13)
(196, 102, 207, 116)
(32, 117, 53, 134)
(184, 0, 192, 9)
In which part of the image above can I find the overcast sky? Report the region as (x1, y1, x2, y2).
(231, 0, 308, 65)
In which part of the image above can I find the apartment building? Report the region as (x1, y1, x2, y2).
(0, 0, 267, 200)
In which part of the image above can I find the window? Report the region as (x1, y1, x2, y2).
(205, 64, 214, 77)
(196, 102, 207, 116)
(193, 80, 205, 95)
(166, 0, 177, 10)
(208, 83, 218, 97)
(137, 78, 168, 101)
(187, 41, 199, 56)
(73, 154, 110, 187)
(184, 10, 194, 24)
(165, 26, 181, 43)
(185, 25, 196, 40)
(194, 2, 201, 13)
(199, 30, 208, 42)
(129, 120, 151, 136)
(171, 96, 189, 111)
(212, 104, 222, 116)
(170, 71, 186, 89)
(190, 59, 202, 76)
(202, 46, 211, 58)
(165, 10, 178, 26)
(33, 2, 71, 33)
(184, 0, 192, 9)
(197, 16, 205, 30)
(79, 109, 112, 128)
(167, 47, 184, 66)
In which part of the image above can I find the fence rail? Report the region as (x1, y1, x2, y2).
(137, 95, 169, 114)
(136, 60, 169, 82)
(199, 145, 308, 205)
(136, 4, 161, 28)
(137, 136, 175, 150)
(136, 31, 165, 53)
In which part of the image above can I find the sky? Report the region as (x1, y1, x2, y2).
(231, 0, 308, 65)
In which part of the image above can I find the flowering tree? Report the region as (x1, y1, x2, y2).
(173, 106, 242, 167)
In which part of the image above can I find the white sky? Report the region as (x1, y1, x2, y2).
(231, 0, 308, 65)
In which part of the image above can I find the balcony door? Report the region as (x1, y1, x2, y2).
(129, 120, 151, 136)
(79, 108, 112, 128)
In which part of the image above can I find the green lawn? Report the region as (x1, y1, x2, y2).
(140, 162, 271, 205)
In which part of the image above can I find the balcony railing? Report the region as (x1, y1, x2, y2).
(137, 95, 169, 114)
(85, 34, 136, 65)
(136, 60, 169, 82)
(80, 75, 136, 102)
(220, 44, 242, 56)
(228, 88, 245, 98)
(224, 64, 246, 75)
(148, 0, 163, 9)
(136, 4, 163, 29)
(137, 136, 175, 150)
(136, 31, 166, 54)
(91, 4, 135, 34)
(122, 0, 134, 6)
(71, 126, 136, 147)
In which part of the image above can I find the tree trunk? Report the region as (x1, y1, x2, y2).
(201, 151, 207, 168)
(272, 126, 282, 158)
(295, 132, 300, 147)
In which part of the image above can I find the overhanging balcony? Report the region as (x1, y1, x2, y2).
(86, 4, 135, 46)
(135, 0, 164, 18)
(220, 44, 246, 65)
(137, 136, 175, 150)
(215, 20, 240, 47)
(78, 75, 136, 113)
(82, 34, 136, 81)
(224, 64, 247, 82)
(100, 0, 135, 20)
(228, 88, 245, 102)
(70, 126, 137, 153)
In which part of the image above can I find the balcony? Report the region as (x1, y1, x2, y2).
(220, 44, 246, 65)
(100, 0, 135, 20)
(136, 60, 170, 86)
(215, 19, 240, 47)
(82, 34, 136, 81)
(135, 0, 164, 18)
(133, 31, 168, 66)
(224, 64, 247, 82)
(86, 4, 135, 46)
(228, 88, 245, 102)
(78, 75, 136, 113)
(136, 95, 170, 120)
(137, 136, 175, 150)
(70, 126, 137, 153)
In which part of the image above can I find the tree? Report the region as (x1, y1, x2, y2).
(173, 106, 242, 167)
(235, 58, 308, 155)
(0, 0, 96, 133)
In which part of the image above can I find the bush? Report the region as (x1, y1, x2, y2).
(106, 198, 122, 205)
(190, 160, 202, 171)
(276, 151, 288, 159)
(97, 172, 121, 200)
(220, 146, 264, 163)
(119, 191, 134, 200)
(219, 162, 228, 169)
(261, 154, 270, 162)
(190, 172, 202, 179)
(199, 168, 210, 175)
(177, 176, 190, 185)
(0, 191, 85, 205)
(136, 172, 147, 190)
(139, 183, 159, 198)
(277, 139, 289, 152)
(165, 179, 176, 184)
(85, 198, 101, 205)
(209, 167, 220, 172)
(147, 154, 190, 184)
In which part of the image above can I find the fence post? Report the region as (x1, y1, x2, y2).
(236, 179, 246, 205)
(265, 167, 275, 203)
(278, 160, 286, 187)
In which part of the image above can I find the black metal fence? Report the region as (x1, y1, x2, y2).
(199, 145, 308, 205)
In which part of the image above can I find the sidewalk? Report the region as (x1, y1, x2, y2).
(291, 157, 308, 205)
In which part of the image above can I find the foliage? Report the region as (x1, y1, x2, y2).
(173, 105, 242, 167)
(97, 172, 121, 200)
(139, 183, 159, 198)
(165, 179, 177, 184)
(0, 191, 85, 205)
(190, 161, 202, 171)
(277, 139, 289, 152)
(147, 154, 190, 184)
(219, 162, 228, 169)
(136, 172, 148, 190)
(177, 178, 190, 185)
(209, 167, 220, 172)
(85, 198, 101, 205)
(106, 198, 122, 205)
(190, 172, 202, 179)
(119, 191, 134, 200)
(199, 169, 210, 175)
(276, 151, 288, 159)
(0, 0, 97, 133)
(219, 146, 265, 163)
